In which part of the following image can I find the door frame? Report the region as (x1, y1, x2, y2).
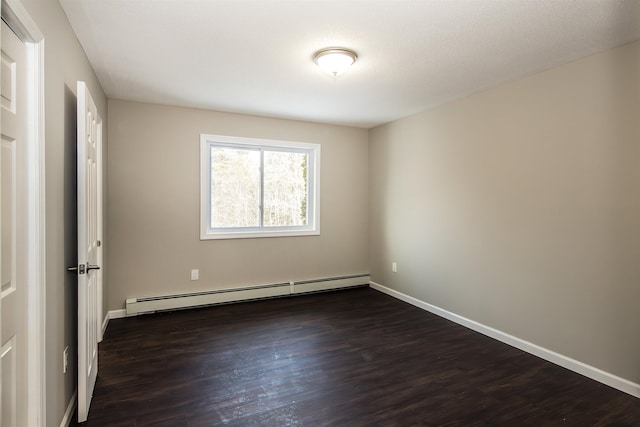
(0, 0, 45, 425)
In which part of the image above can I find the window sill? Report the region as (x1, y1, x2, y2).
(200, 229, 320, 240)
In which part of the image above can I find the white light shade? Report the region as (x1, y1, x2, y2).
(313, 48, 357, 77)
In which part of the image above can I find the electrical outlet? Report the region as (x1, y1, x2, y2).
(392, 262, 398, 273)
(190, 269, 199, 281)
(63, 346, 69, 373)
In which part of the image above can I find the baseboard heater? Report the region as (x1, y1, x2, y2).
(125, 274, 370, 316)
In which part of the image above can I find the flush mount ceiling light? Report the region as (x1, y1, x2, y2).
(313, 47, 358, 77)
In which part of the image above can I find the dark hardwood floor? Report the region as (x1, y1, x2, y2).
(71, 287, 640, 426)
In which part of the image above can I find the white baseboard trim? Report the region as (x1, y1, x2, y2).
(59, 389, 77, 427)
(369, 281, 640, 399)
(108, 308, 127, 320)
(101, 312, 109, 338)
(101, 309, 128, 339)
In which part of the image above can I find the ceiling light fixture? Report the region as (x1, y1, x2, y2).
(312, 47, 358, 77)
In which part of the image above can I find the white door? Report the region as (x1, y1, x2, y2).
(0, 20, 29, 427)
(75, 80, 102, 423)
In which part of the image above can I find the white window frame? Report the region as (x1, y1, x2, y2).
(200, 134, 320, 240)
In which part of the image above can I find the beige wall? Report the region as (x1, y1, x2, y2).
(19, 0, 108, 425)
(369, 41, 640, 383)
(107, 100, 369, 309)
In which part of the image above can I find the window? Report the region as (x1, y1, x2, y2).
(200, 134, 320, 239)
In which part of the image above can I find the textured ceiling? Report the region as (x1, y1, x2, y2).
(60, 0, 640, 128)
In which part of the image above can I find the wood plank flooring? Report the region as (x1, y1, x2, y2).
(72, 287, 640, 426)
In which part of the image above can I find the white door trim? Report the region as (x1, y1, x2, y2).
(1, 0, 45, 425)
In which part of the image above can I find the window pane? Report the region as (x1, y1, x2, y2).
(211, 146, 260, 228)
(263, 150, 308, 227)
(201, 134, 319, 239)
